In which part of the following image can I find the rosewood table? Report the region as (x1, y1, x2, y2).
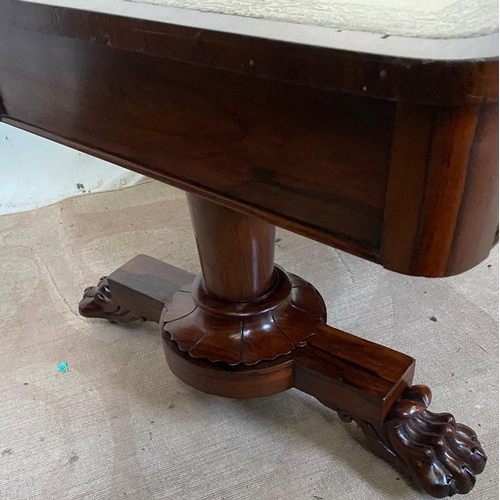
(1, 0, 498, 496)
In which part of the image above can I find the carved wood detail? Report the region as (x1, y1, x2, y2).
(160, 267, 326, 366)
(79, 276, 145, 324)
(341, 385, 486, 498)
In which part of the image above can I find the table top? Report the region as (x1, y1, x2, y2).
(129, 0, 498, 39)
(21, 0, 499, 60)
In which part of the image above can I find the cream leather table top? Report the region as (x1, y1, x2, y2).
(129, 0, 498, 39)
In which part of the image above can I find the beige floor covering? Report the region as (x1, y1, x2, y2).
(0, 179, 498, 500)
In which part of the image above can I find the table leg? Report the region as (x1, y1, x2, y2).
(294, 324, 486, 498)
(79, 254, 195, 323)
(78, 196, 486, 497)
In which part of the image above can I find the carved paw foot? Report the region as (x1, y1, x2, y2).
(384, 385, 486, 497)
(79, 276, 144, 323)
(358, 385, 486, 497)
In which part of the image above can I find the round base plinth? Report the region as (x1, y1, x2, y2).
(163, 337, 294, 398)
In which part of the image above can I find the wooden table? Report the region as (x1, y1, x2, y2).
(1, 0, 497, 496)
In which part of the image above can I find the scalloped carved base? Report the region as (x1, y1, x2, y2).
(160, 266, 326, 365)
(351, 385, 486, 498)
(79, 276, 145, 324)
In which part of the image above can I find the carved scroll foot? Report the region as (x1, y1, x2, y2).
(79, 276, 145, 323)
(358, 385, 486, 498)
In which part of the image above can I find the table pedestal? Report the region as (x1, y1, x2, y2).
(79, 195, 486, 498)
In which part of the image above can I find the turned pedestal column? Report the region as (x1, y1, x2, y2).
(161, 194, 326, 396)
(186, 193, 276, 302)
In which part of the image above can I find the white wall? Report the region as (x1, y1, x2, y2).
(0, 123, 148, 215)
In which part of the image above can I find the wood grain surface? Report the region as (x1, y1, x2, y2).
(187, 194, 276, 302)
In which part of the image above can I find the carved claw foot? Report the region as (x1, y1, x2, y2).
(359, 385, 486, 498)
(79, 276, 145, 323)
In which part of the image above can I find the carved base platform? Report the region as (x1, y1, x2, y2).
(161, 266, 326, 366)
(80, 254, 487, 498)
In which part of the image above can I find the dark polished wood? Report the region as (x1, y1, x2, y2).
(79, 276, 145, 324)
(108, 254, 195, 322)
(164, 196, 325, 365)
(382, 103, 499, 276)
(187, 194, 276, 301)
(295, 328, 486, 498)
(161, 267, 326, 365)
(164, 338, 295, 399)
(1, 0, 497, 276)
(356, 385, 486, 498)
(79, 254, 196, 323)
(293, 323, 414, 425)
